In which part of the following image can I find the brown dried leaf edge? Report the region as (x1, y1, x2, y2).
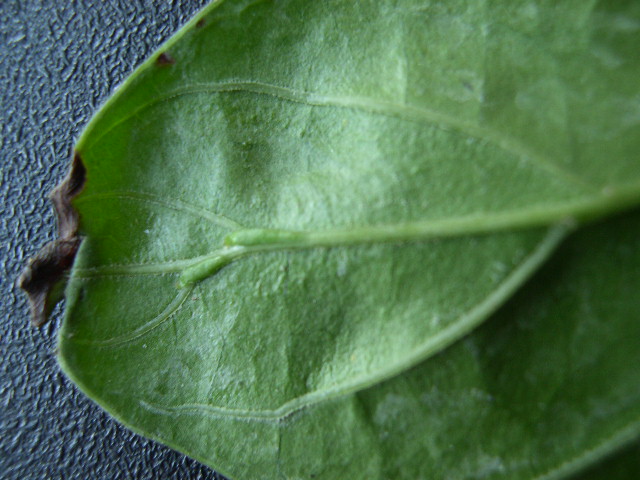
(18, 152, 86, 327)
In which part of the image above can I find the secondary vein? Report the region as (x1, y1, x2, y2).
(75, 190, 244, 229)
(78, 81, 593, 190)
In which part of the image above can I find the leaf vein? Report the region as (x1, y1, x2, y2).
(81, 81, 595, 191)
(76, 190, 244, 229)
(67, 286, 193, 347)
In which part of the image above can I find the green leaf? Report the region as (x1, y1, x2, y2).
(60, 210, 640, 479)
(572, 442, 640, 480)
(43, 0, 640, 478)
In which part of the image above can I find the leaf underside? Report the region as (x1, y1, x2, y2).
(573, 442, 640, 480)
(50, 0, 640, 479)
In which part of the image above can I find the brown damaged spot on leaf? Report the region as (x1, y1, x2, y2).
(50, 151, 85, 238)
(18, 152, 86, 327)
(196, 18, 206, 28)
(156, 52, 175, 66)
(19, 238, 82, 327)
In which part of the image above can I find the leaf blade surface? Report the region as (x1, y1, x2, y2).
(53, 0, 640, 478)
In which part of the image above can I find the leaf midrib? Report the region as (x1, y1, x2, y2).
(73, 180, 640, 283)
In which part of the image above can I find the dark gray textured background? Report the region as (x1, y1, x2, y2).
(0, 1, 225, 478)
